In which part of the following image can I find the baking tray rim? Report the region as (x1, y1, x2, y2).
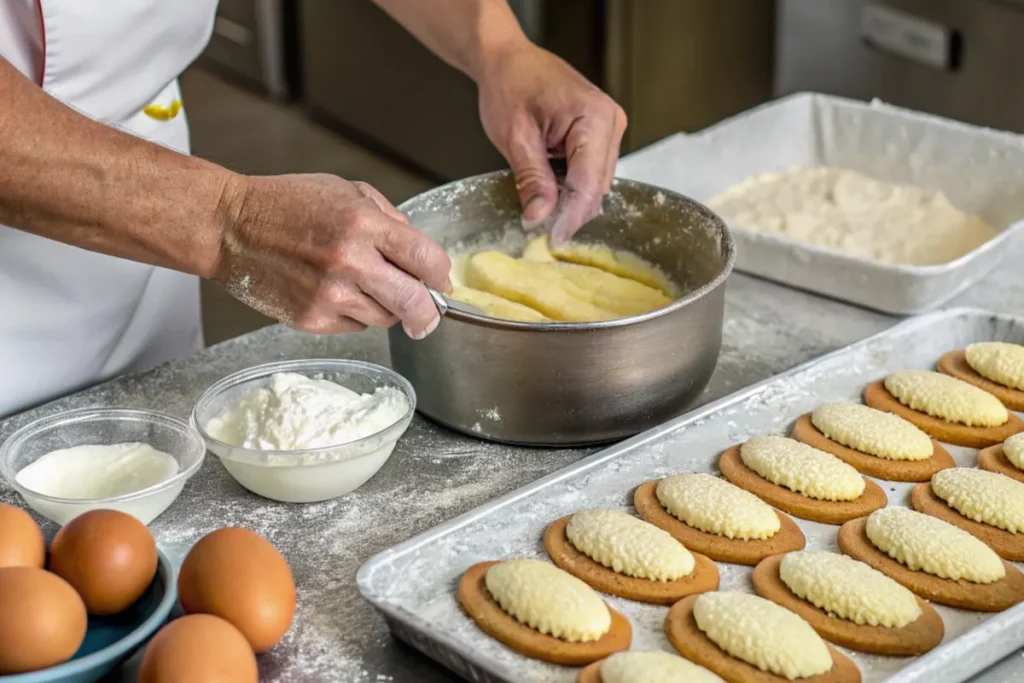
(357, 306, 1024, 681)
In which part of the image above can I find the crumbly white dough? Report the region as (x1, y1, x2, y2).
(205, 372, 409, 451)
(811, 402, 933, 461)
(865, 508, 1005, 584)
(656, 473, 780, 540)
(484, 559, 610, 642)
(1006, 433, 1024, 470)
(884, 370, 1007, 427)
(931, 468, 1024, 533)
(600, 650, 724, 683)
(693, 592, 832, 680)
(740, 436, 865, 501)
(779, 551, 922, 628)
(965, 342, 1024, 391)
(707, 165, 996, 266)
(566, 509, 694, 581)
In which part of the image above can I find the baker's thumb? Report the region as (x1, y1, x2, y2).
(504, 127, 558, 230)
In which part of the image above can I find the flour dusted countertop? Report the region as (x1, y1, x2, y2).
(2, 247, 1023, 681)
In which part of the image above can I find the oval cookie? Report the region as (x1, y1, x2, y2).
(792, 412, 954, 482)
(911, 473, 1024, 562)
(545, 514, 719, 604)
(939, 348, 1024, 412)
(837, 516, 1024, 611)
(865, 379, 1023, 449)
(577, 651, 725, 683)
(719, 444, 886, 525)
(978, 441, 1024, 485)
(458, 561, 631, 665)
(633, 479, 805, 566)
(665, 594, 862, 683)
(752, 553, 943, 655)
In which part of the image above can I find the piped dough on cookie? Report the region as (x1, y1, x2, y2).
(884, 370, 1006, 427)
(577, 650, 725, 683)
(458, 560, 632, 665)
(567, 509, 694, 580)
(740, 436, 865, 501)
(485, 559, 611, 641)
(837, 512, 1024, 611)
(665, 593, 862, 683)
(865, 372, 1024, 448)
(865, 507, 1003, 583)
(812, 403, 932, 460)
(966, 342, 1024, 391)
(780, 551, 921, 627)
(658, 473, 780, 539)
(793, 405, 954, 481)
(696, 593, 831, 678)
(938, 345, 1024, 412)
(545, 510, 720, 604)
(752, 552, 943, 656)
(719, 437, 887, 524)
(634, 474, 806, 565)
(910, 468, 1024, 561)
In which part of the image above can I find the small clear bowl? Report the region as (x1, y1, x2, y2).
(191, 359, 416, 503)
(0, 409, 206, 526)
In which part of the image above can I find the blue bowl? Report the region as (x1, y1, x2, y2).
(1, 548, 177, 683)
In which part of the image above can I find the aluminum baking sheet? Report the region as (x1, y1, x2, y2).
(357, 307, 1024, 683)
(615, 93, 1024, 315)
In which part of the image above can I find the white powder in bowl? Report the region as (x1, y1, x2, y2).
(205, 372, 409, 451)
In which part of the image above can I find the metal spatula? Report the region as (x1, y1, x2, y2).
(427, 288, 486, 317)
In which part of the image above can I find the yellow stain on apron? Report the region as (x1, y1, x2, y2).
(143, 99, 182, 120)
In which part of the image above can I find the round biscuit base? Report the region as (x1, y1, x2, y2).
(664, 594, 862, 683)
(718, 446, 887, 525)
(544, 516, 720, 604)
(458, 561, 632, 666)
(836, 517, 1024, 611)
(633, 480, 805, 566)
(978, 445, 1024, 484)
(938, 350, 1024, 412)
(792, 413, 955, 482)
(751, 554, 943, 656)
(863, 381, 1024, 449)
(910, 483, 1024, 562)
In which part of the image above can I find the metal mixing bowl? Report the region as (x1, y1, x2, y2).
(389, 170, 735, 446)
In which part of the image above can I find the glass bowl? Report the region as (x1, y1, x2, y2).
(191, 359, 416, 503)
(0, 409, 205, 526)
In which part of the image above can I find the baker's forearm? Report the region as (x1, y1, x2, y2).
(371, 0, 529, 81)
(0, 58, 240, 278)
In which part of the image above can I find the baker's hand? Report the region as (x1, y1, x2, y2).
(477, 42, 627, 246)
(214, 174, 450, 338)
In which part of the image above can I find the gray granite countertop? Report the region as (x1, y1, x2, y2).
(2, 247, 1023, 682)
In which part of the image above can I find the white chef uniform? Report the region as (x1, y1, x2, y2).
(0, 0, 219, 417)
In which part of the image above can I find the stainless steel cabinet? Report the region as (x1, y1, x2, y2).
(776, 0, 1024, 133)
(201, 0, 295, 99)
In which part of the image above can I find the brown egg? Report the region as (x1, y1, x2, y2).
(139, 614, 258, 683)
(178, 527, 295, 653)
(48, 509, 158, 615)
(0, 503, 45, 569)
(0, 567, 87, 674)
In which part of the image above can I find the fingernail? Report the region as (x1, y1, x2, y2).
(520, 196, 553, 230)
(406, 315, 441, 341)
